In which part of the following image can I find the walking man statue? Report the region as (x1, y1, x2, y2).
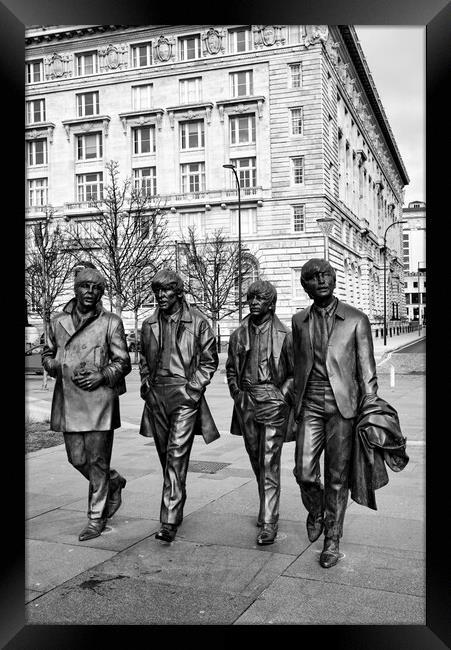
(42, 268, 131, 541)
(289, 258, 378, 567)
(226, 280, 293, 546)
(139, 270, 219, 542)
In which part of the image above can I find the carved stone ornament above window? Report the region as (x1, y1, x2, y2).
(45, 52, 72, 80)
(253, 25, 284, 48)
(118, 108, 164, 133)
(61, 116, 111, 141)
(202, 27, 225, 55)
(216, 96, 265, 122)
(98, 44, 128, 72)
(166, 102, 214, 128)
(25, 122, 55, 144)
(155, 36, 174, 63)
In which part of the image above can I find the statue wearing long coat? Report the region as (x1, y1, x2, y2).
(42, 298, 131, 432)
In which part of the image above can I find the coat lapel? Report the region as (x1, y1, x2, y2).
(59, 312, 76, 338)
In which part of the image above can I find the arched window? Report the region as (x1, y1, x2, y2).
(235, 253, 259, 304)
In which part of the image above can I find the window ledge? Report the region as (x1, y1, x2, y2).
(61, 115, 111, 141)
(25, 122, 55, 143)
(166, 102, 214, 128)
(217, 96, 265, 121)
(118, 108, 164, 132)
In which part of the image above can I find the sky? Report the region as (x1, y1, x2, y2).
(354, 26, 425, 207)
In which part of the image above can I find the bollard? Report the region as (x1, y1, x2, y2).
(390, 364, 395, 388)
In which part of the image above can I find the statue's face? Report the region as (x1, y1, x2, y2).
(75, 281, 103, 310)
(248, 290, 273, 319)
(154, 283, 181, 313)
(301, 263, 336, 302)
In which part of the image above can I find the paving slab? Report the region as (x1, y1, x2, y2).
(76, 536, 295, 598)
(284, 541, 425, 596)
(179, 509, 308, 556)
(26, 539, 116, 593)
(26, 508, 159, 552)
(26, 576, 254, 625)
(234, 575, 425, 625)
(198, 476, 305, 524)
(343, 513, 424, 552)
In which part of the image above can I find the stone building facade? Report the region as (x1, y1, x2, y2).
(402, 200, 426, 323)
(25, 24, 409, 338)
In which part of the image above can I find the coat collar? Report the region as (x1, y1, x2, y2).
(60, 297, 104, 337)
(237, 313, 286, 355)
(300, 297, 345, 322)
(148, 299, 193, 324)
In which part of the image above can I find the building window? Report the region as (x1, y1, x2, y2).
(329, 162, 334, 194)
(291, 108, 303, 135)
(288, 26, 304, 44)
(27, 139, 48, 166)
(133, 167, 157, 196)
(230, 157, 256, 188)
(181, 162, 205, 193)
(26, 59, 43, 83)
(179, 211, 204, 235)
(180, 120, 205, 150)
(77, 172, 103, 202)
(413, 281, 418, 288)
(292, 268, 310, 301)
(132, 126, 156, 155)
(179, 77, 202, 104)
(28, 178, 48, 206)
(77, 132, 103, 161)
(130, 42, 152, 68)
(179, 34, 201, 61)
(132, 84, 153, 110)
(230, 70, 253, 97)
(292, 157, 304, 184)
(77, 92, 99, 117)
(231, 207, 256, 235)
(293, 205, 305, 232)
(26, 99, 46, 124)
(289, 63, 302, 88)
(230, 114, 256, 145)
(228, 27, 253, 53)
(76, 51, 98, 76)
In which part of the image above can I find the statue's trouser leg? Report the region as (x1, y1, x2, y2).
(294, 384, 354, 538)
(238, 400, 284, 525)
(64, 430, 114, 520)
(148, 383, 198, 526)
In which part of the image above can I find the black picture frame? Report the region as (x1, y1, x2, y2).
(4, 1, 449, 647)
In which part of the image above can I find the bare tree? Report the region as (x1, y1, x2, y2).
(25, 206, 74, 388)
(67, 160, 173, 358)
(178, 227, 256, 348)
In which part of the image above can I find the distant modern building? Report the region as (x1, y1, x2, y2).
(402, 200, 426, 322)
(25, 24, 409, 337)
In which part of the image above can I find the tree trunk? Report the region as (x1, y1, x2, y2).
(41, 317, 50, 390)
(115, 295, 122, 317)
(134, 309, 139, 365)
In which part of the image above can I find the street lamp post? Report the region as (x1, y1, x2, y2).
(223, 163, 242, 322)
(383, 219, 407, 345)
(316, 216, 335, 260)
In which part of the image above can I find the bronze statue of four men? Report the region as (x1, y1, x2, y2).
(43, 258, 382, 569)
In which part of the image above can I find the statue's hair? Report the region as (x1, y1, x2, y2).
(300, 258, 336, 282)
(151, 269, 184, 294)
(247, 280, 277, 309)
(74, 267, 106, 290)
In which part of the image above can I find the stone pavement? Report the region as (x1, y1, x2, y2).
(24, 329, 426, 626)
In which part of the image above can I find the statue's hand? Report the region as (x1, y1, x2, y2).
(72, 369, 104, 391)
